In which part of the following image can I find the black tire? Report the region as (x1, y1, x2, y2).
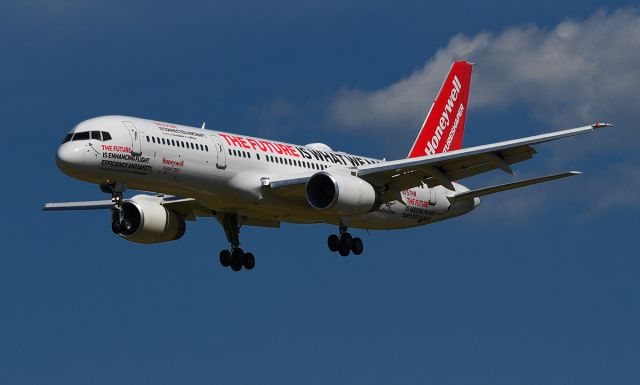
(219, 249, 231, 267)
(243, 252, 255, 270)
(351, 237, 363, 255)
(338, 242, 350, 257)
(231, 248, 244, 271)
(340, 233, 353, 249)
(328, 234, 340, 252)
(111, 220, 121, 234)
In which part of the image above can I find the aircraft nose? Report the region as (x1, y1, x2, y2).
(56, 143, 86, 175)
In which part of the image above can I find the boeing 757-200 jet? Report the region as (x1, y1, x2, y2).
(44, 61, 611, 271)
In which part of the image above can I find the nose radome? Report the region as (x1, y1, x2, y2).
(56, 143, 85, 175)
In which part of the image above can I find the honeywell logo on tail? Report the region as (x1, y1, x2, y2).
(425, 76, 464, 156)
(407, 61, 472, 159)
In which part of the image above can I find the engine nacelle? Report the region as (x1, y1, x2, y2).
(117, 195, 186, 244)
(305, 170, 380, 215)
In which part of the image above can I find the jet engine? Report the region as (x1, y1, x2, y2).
(305, 170, 380, 215)
(114, 195, 186, 244)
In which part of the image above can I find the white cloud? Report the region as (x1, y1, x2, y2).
(329, 8, 640, 132)
(328, 8, 640, 218)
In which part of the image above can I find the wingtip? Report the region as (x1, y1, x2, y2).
(569, 171, 582, 176)
(592, 122, 613, 129)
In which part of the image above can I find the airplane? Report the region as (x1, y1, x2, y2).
(44, 61, 611, 271)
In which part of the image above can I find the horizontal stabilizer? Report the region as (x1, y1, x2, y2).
(43, 200, 114, 211)
(447, 171, 581, 202)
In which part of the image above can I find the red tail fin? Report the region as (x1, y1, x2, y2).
(407, 61, 473, 158)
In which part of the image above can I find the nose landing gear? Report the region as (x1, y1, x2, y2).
(218, 213, 255, 272)
(327, 225, 363, 256)
(102, 183, 127, 234)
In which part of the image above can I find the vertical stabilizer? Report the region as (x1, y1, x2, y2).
(407, 61, 473, 158)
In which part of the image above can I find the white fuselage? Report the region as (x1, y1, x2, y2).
(56, 116, 478, 230)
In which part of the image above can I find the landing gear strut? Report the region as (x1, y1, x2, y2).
(218, 213, 255, 271)
(327, 224, 363, 256)
(102, 183, 127, 234)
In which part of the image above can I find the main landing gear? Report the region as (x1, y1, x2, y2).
(218, 213, 255, 272)
(327, 225, 363, 256)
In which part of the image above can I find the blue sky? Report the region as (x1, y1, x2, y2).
(1, 1, 639, 384)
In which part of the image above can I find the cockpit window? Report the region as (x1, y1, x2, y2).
(72, 131, 90, 141)
(69, 130, 112, 142)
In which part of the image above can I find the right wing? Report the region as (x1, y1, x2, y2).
(264, 123, 611, 200)
(357, 123, 611, 194)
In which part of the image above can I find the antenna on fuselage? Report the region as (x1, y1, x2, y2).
(201, 122, 206, 129)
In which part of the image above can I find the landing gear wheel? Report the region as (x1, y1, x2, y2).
(338, 242, 351, 257)
(340, 232, 353, 249)
(230, 248, 244, 271)
(219, 250, 231, 267)
(351, 237, 363, 255)
(230, 261, 242, 271)
(243, 252, 255, 270)
(328, 234, 340, 252)
(111, 220, 121, 234)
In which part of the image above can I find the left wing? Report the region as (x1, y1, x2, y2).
(42, 196, 281, 227)
(43, 196, 210, 220)
(43, 200, 114, 211)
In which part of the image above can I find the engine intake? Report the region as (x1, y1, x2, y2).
(305, 171, 379, 215)
(117, 195, 186, 244)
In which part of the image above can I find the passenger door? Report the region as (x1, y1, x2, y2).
(122, 121, 142, 156)
(209, 135, 227, 169)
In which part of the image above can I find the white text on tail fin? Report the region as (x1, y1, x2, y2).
(408, 61, 473, 158)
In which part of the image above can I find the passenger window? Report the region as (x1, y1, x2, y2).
(205, 145, 209, 152)
(190, 143, 194, 149)
(161, 138, 166, 145)
(61, 133, 73, 144)
(256, 154, 260, 160)
(73, 131, 90, 141)
(228, 149, 232, 155)
(146, 136, 150, 142)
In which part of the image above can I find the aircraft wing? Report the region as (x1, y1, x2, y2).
(43, 200, 114, 211)
(42, 196, 282, 227)
(356, 123, 611, 193)
(266, 123, 610, 197)
(42, 195, 211, 220)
